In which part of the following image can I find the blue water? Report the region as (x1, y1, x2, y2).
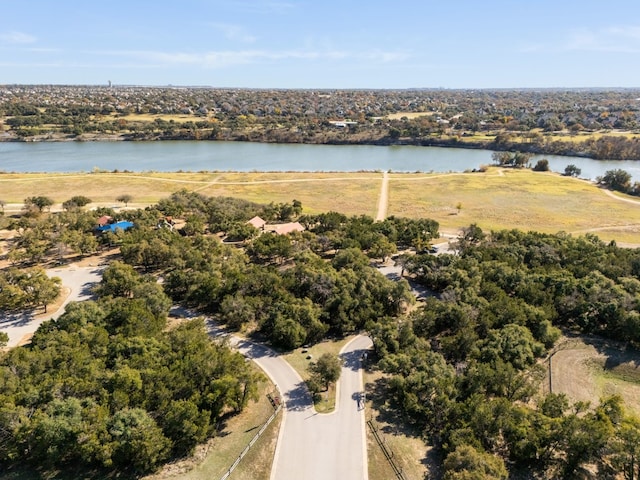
(1, 140, 638, 180)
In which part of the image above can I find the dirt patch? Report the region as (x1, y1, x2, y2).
(548, 336, 640, 414)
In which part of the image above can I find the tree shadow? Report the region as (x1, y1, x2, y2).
(284, 381, 314, 412)
(341, 348, 367, 372)
(0, 310, 37, 328)
(366, 374, 423, 438)
(366, 372, 439, 479)
(570, 331, 640, 369)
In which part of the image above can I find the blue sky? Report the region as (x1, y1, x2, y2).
(1, 0, 639, 88)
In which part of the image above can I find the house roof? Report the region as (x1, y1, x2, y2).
(248, 216, 267, 229)
(267, 222, 305, 235)
(96, 220, 134, 233)
(97, 215, 113, 226)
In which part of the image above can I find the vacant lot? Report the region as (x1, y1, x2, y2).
(388, 169, 640, 244)
(549, 336, 640, 415)
(3, 168, 640, 244)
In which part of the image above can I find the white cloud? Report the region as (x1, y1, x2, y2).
(0, 31, 37, 44)
(565, 25, 640, 53)
(210, 23, 257, 43)
(89, 47, 411, 68)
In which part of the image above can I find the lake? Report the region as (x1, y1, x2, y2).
(1, 141, 640, 180)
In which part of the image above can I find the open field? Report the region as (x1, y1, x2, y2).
(387, 168, 640, 244)
(548, 336, 640, 415)
(3, 168, 640, 244)
(386, 111, 435, 120)
(0, 171, 381, 217)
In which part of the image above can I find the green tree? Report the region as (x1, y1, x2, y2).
(564, 164, 582, 177)
(0, 331, 8, 347)
(108, 408, 171, 472)
(443, 444, 508, 480)
(309, 353, 342, 391)
(533, 159, 550, 171)
(95, 261, 140, 298)
(24, 195, 54, 215)
(368, 234, 397, 262)
(247, 232, 292, 264)
(116, 193, 133, 207)
(24, 269, 61, 313)
(600, 169, 632, 193)
(610, 415, 640, 480)
(62, 195, 92, 210)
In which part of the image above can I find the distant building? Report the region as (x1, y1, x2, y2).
(246, 216, 304, 235)
(266, 222, 305, 235)
(97, 215, 113, 227)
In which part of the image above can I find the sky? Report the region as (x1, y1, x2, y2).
(1, 0, 639, 89)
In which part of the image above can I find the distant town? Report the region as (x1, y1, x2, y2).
(2, 85, 640, 159)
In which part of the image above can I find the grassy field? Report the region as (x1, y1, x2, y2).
(388, 168, 640, 244)
(548, 336, 640, 416)
(3, 168, 640, 244)
(386, 112, 435, 120)
(11, 167, 640, 245)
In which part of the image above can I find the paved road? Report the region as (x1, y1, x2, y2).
(0, 264, 103, 347)
(231, 335, 372, 480)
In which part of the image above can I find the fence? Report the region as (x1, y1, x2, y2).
(220, 403, 282, 480)
(367, 419, 408, 480)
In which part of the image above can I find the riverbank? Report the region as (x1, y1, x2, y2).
(1, 128, 637, 161)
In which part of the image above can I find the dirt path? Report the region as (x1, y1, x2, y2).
(601, 188, 640, 205)
(375, 171, 389, 221)
(548, 337, 640, 415)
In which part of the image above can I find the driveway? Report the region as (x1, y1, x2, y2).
(0, 264, 103, 348)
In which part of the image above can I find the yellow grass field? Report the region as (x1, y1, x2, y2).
(3, 168, 640, 244)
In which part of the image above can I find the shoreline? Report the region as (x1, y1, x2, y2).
(0, 131, 606, 161)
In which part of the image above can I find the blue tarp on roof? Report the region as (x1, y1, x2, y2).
(96, 221, 134, 233)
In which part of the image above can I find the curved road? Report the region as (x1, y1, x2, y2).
(0, 264, 103, 348)
(233, 335, 372, 480)
(2, 266, 373, 479)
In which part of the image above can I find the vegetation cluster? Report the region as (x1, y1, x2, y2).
(3, 188, 640, 478)
(373, 226, 640, 478)
(0, 266, 259, 475)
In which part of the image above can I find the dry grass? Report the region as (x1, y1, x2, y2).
(0, 171, 382, 216)
(387, 168, 640, 244)
(4, 168, 640, 244)
(547, 336, 640, 416)
(104, 113, 206, 123)
(386, 112, 436, 120)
